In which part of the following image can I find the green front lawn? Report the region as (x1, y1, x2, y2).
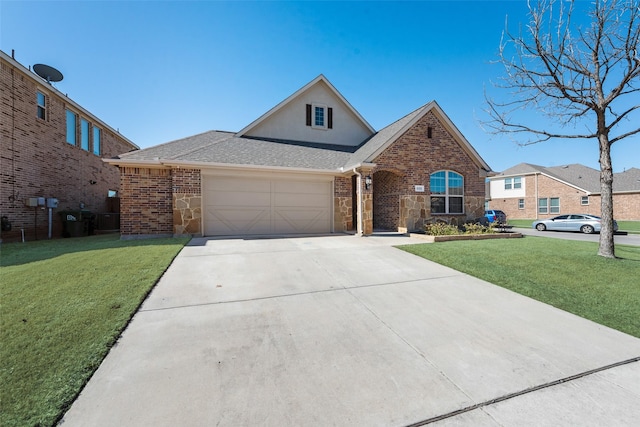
(0, 234, 189, 427)
(399, 237, 640, 338)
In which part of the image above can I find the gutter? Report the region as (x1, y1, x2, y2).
(104, 158, 342, 176)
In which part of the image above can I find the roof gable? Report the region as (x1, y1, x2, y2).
(346, 101, 491, 172)
(237, 75, 375, 146)
(494, 163, 640, 194)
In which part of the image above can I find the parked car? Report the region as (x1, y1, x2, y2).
(532, 214, 618, 234)
(485, 210, 507, 224)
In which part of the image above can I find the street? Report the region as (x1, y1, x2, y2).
(513, 227, 640, 247)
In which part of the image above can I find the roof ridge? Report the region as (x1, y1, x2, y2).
(120, 130, 233, 159)
(240, 135, 359, 153)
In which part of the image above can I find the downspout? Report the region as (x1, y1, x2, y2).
(535, 173, 539, 220)
(353, 168, 363, 236)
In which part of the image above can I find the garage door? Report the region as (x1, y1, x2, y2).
(203, 175, 332, 236)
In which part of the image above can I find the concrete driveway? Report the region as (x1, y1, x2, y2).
(61, 234, 640, 426)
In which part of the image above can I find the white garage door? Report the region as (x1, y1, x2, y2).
(203, 174, 332, 236)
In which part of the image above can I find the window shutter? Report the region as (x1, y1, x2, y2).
(306, 104, 312, 126)
(328, 107, 333, 129)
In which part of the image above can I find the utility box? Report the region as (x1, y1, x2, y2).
(25, 198, 39, 207)
(37, 197, 45, 206)
(46, 198, 59, 208)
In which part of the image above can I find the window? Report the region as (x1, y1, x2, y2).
(37, 91, 46, 120)
(538, 197, 560, 214)
(505, 176, 522, 190)
(581, 196, 589, 205)
(314, 106, 325, 127)
(306, 104, 333, 129)
(538, 198, 548, 214)
(513, 177, 522, 189)
(518, 199, 525, 209)
(81, 118, 90, 151)
(66, 109, 77, 145)
(430, 170, 464, 214)
(93, 126, 101, 155)
(108, 190, 118, 198)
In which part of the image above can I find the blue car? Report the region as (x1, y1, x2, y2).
(485, 210, 507, 224)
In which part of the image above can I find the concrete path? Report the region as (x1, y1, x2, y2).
(61, 234, 640, 426)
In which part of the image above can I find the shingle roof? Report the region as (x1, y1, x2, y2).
(613, 168, 640, 192)
(496, 163, 640, 193)
(113, 100, 491, 173)
(345, 104, 426, 167)
(119, 131, 355, 170)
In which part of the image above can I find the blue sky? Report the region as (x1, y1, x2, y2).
(1, 0, 637, 173)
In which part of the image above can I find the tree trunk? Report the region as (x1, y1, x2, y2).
(597, 134, 615, 258)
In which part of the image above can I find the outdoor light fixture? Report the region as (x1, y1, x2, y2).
(365, 175, 372, 190)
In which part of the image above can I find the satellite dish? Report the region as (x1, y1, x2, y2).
(33, 64, 63, 83)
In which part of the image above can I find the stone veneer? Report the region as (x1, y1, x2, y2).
(173, 194, 201, 235)
(334, 176, 353, 232)
(172, 168, 202, 236)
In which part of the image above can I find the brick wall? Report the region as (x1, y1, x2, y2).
(489, 174, 640, 220)
(370, 110, 486, 231)
(372, 170, 402, 230)
(119, 167, 173, 236)
(0, 56, 137, 242)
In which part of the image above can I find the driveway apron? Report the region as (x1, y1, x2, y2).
(61, 234, 640, 426)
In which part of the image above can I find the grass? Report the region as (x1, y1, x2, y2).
(508, 218, 640, 233)
(618, 221, 640, 233)
(399, 237, 640, 338)
(0, 234, 189, 427)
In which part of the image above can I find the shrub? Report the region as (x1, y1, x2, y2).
(463, 222, 497, 234)
(424, 222, 461, 235)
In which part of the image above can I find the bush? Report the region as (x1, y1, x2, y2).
(462, 222, 497, 234)
(424, 221, 498, 236)
(424, 222, 461, 235)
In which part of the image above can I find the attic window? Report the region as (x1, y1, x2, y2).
(306, 104, 333, 129)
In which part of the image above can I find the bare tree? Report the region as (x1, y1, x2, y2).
(485, 0, 640, 258)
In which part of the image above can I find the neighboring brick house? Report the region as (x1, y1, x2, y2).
(0, 50, 138, 242)
(106, 75, 492, 238)
(488, 163, 640, 221)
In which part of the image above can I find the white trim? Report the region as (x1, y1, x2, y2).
(104, 157, 343, 176)
(311, 103, 328, 130)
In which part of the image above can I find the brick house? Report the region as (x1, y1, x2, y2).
(488, 163, 640, 221)
(0, 50, 138, 242)
(106, 75, 492, 238)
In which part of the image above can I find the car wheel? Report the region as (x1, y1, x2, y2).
(536, 223, 546, 231)
(581, 225, 595, 234)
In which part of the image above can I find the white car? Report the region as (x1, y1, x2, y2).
(532, 214, 618, 234)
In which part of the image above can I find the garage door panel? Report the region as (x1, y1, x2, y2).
(273, 180, 330, 194)
(206, 209, 271, 234)
(204, 175, 332, 236)
(208, 192, 271, 207)
(274, 193, 330, 207)
(208, 178, 271, 192)
(274, 208, 330, 233)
